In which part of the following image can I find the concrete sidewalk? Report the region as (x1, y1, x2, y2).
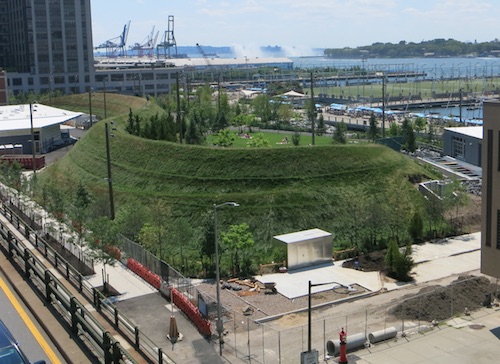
(348, 307, 500, 364)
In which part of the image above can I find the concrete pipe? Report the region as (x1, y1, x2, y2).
(368, 327, 397, 344)
(326, 333, 366, 356)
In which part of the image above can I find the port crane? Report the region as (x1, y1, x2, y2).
(157, 15, 178, 58)
(95, 21, 131, 57)
(129, 26, 159, 57)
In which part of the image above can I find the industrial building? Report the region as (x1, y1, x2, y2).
(481, 101, 500, 279)
(442, 126, 482, 167)
(0, 103, 81, 154)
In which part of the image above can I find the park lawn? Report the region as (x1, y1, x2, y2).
(207, 130, 335, 147)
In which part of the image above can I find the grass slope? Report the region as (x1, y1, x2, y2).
(46, 94, 436, 243)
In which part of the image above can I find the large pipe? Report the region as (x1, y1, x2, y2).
(368, 327, 398, 344)
(326, 332, 366, 356)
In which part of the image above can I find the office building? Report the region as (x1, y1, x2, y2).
(0, 0, 94, 95)
(481, 101, 500, 279)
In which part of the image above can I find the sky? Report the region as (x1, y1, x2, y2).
(91, 0, 500, 57)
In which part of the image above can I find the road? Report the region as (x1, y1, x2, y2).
(0, 269, 64, 363)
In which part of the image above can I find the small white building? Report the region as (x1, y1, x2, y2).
(274, 228, 333, 270)
(0, 104, 82, 154)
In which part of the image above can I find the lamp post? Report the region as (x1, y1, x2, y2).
(103, 77, 108, 119)
(213, 201, 239, 355)
(105, 122, 115, 220)
(305, 280, 349, 362)
(29, 102, 37, 177)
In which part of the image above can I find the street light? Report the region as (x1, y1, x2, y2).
(213, 201, 239, 355)
(305, 280, 350, 362)
(29, 102, 37, 177)
(103, 77, 108, 119)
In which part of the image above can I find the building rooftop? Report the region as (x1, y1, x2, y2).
(274, 228, 332, 244)
(0, 104, 82, 133)
(444, 126, 483, 140)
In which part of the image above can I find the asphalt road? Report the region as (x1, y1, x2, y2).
(0, 270, 64, 364)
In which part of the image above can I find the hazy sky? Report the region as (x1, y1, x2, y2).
(91, 0, 500, 56)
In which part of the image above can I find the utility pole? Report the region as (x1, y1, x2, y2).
(105, 122, 115, 220)
(88, 87, 93, 128)
(103, 77, 107, 119)
(310, 72, 315, 145)
(459, 88, 463, 123)
(176, 72, 182, 143)
(382, 75, 386, 138)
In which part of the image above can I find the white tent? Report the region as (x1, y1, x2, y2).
(281, 90, 306, 98)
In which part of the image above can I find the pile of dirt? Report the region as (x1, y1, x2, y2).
(342, 250, 386, 272)
(390, 275, 499, 322)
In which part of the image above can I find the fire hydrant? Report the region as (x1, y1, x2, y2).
(339, 327, 348, 364)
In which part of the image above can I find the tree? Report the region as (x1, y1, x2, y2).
(247, 133, 270, 148)
(388, 122, 401, 137)
(333, 121, 347, 144)
(292, 131, 301, 146)
(220, 223, 255, 276)
(87, 216, 121, 294)
(401, 118, 416, 152)
(69, 182, 92, 248)
(213, 128, 235, 147)
(367, 113, 380, 141)
(385, 238, 414, 281)
(316, 114, 326, 136)
(185, 118, 205, 145)
(408, 211, 424, 242)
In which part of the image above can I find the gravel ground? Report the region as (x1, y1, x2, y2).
(195, 280, 368, 328)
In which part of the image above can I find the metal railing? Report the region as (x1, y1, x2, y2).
(0, 198, 175, 364)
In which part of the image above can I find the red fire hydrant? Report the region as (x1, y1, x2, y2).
(339, 327, 348, 364)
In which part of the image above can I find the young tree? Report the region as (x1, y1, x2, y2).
(220, 223, 255, 276)
(388, 122, 401, 137)
(247, 133, 270, 148)
(292, 131, 301, 146)
(213, 128, 235, 147)
(367, 113, 380, 141)
(333, 121, 347, 144)
(401, 118, 416, 152)
(408, 210, 424, 243)
(316, 114, 326, 136)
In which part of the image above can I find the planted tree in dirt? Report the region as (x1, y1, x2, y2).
(220, 223, 255, 277)
(68, 181, 92, 249)
(87, 216, 121, 295)
(408, 210, 424, 243)
(384, 238, 414, 281)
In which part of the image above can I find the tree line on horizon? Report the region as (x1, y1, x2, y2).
(324, 38, 500, 58)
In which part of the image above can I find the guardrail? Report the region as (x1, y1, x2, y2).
(0, 200, 175, 364)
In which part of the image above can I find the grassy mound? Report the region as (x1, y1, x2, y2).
(42, 94, 437, 245)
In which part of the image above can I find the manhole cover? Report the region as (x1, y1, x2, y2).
(469, 324, 485, 330)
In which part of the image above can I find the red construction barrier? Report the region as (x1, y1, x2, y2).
(170, 287, 211, 336)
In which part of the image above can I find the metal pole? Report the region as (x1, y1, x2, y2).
(103, 78, 107, 119)
(214, 203, 223, 355)
(382, 75, 386, 138)
(176, 73, 182, 143)
(308, 280, 311, 352)
(105, 123, 115, 220)
(89, 87, 93, 127)
(29, 103, 36, 177)
(310, 72, 315, 145)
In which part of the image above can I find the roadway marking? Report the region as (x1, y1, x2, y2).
(0, 276, 61, 364)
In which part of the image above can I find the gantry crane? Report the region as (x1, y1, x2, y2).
(129, 26, 159, 57)
(157, 15, 178, 59)
(95, 21, 131, 57)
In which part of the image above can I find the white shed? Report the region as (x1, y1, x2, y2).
(274, 228, 333, 270)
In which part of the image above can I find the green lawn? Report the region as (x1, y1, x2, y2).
(207, 130, 335, 147)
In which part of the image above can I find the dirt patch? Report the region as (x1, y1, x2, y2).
(390, 275, 499, 322)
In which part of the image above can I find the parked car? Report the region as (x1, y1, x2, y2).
(0, 320, 46, 364)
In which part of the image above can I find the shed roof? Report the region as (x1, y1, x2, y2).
(274, 228, 332, 244)
(0, 104, 82, 132)
(444, 126, 483, 140)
